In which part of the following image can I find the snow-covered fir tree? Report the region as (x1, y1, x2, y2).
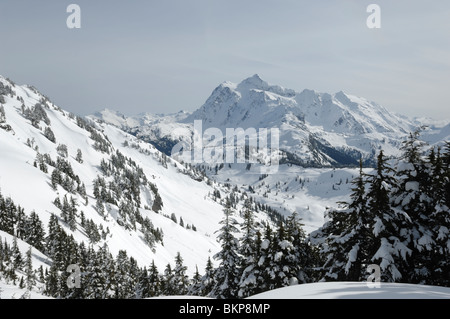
(391, 131, 449, 286)
(285, 212, 318, 283)
(310, 160, 371, 281)
(210, 199, 241, 299)
(367, 151, 409, 282)
(191, 257, 216, 297)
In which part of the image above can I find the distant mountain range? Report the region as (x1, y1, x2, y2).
(93, 74, 450, 167)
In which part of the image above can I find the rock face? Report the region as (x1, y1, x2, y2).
(93, 74, 448, 167)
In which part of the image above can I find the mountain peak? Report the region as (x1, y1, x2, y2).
(237, 74, 269, 91)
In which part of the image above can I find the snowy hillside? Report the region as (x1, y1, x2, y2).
(1, 74, 448, 299)
(0, 75, 237, 275)
(2, 75, 308, 299)
(0, 74, 364, 299)
(94, 74, 449, 167)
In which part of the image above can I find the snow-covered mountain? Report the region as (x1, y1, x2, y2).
(0, 74, 374, 296)
(1, 74, 448, 299)
(94, 74, 449, 168)
(1, 75, 287, 283)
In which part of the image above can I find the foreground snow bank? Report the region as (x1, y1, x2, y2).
(247, 282, 450, 299)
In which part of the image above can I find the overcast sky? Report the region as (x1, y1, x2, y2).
(0, 0, 449, 120)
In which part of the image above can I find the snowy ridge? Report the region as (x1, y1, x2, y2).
(0, 75, 234, 275)
(94, 74, 449, 168)
(1, 74, 448, 299)
(3, 75, 352, 299)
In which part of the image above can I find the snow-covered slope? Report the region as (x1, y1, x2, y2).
(0, 75, 241, 276)
(1, 74, 448, 299)
(248, 282, 450, 299)
(0, 74, 363, 281)
(94, 74, 449, 167)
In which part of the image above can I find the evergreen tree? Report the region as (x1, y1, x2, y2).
(147, 260, 161, 297)
(285, 212, 317, 283)
(83, 247, 108, 299)
(391, 130, 436, 284)
(57, 144, 69, 158)
(311, 160, 370, 281)
(95, 199, 105, 218)
(196, 257, 216, 297)
(51, 168, 62, 190)
(76, 149, 83, 164)
(0, 195, 16, 234)
(25, 211, 46, 252)
(114, 250, 135, 299)
(367, 151, 409, 282)
(210, 200, 241, 299)
(161, 263, 177, 296)
(429, 145, 450, 286)
(11, 236, 23, 270)
(0, 105, 5, 123)
(173, 252, 189, 295)
(67, 197, 78, 231)
(237, 199, 261, 298)
(261, 221, 297, 290)
(45, 214, 66, 269)
(15, 207, 27, 241)
(25, 246, 36, 290)
(135, 267, 150, 299)
(44, 126, 56, 143)
(44, 263, 61, 298)
(188, 265, 202, 296)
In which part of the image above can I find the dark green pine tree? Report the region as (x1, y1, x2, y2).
(44, 263, 61, 298)
(67, 197, 78, 231)
(2, 239, 18, 283)
(161, 263, 177, 296)
(188, 265, 202, 296)
(135, 267, 151, 299)
(366, 151, 408, 282)
(0, 195, 16, 234)
(443, 142, 450, 208)
(114, 250, 135, 299)
(51, 168, 62, 190)
(264, 221, 298, 290)
(25, 246, 36, 291)
(83, 247, 108, 299)
(61, 195, 70, 224)
(257, 222, 274, 292)
(311, 159, 370, 281)
(147, 260, 161, 297)
(391, 129, 435, 284)
(424, 147, 450, 286)
(173, 252, 189, 295)
(24, 211, 46, 252)
(239, 199, 257, 264)
(11, 236, 23, 270)
(210, 199, 241, 299)
(198, 257, 216, 297)
(237, 199, 260, 298)
(45, 214, 66, 270)
(15, 207, 27, 241)
(285, 212, 318, 283)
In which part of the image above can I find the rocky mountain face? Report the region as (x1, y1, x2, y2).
(93, 74, 449, 168)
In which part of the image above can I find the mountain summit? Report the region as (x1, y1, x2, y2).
(94, 75, 448, 167)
